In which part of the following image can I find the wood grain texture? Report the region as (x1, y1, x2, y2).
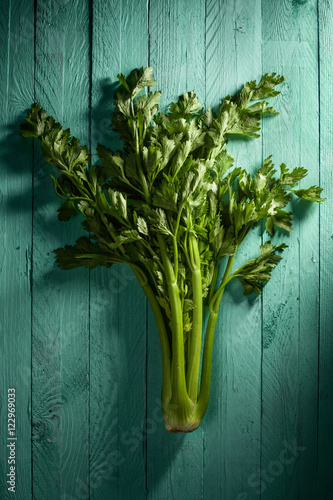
(32, 1, 90, 498)
(261, 0, 318, 44)
(261, 1, 320, 498)
(0, 1, 34, 498)
(147, 1, 205, 499)
(1, 1, 332, 499)
(89, 3, 121, 498)
(90, 1, 148, 498)
(295, 31, 320, 500)
(116, 4, 148, 497)
(261, 42, 301, 500)
(318, 1, 333, 498)
(204, 1, 263, 498)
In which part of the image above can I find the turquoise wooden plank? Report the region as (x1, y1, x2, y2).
(295, 33, 320, 500)
(88, 266, 119, 498)
(146, 1, 205, 499)
(116, 4, 148, 497)
(0, 1, 34, 498)
(90, 1, 148, 498)
(318, 1, 333, 498)
(32, 1, 90, 498)
(261, 0, 320, 497)
(261, 43, 306, 500)
(89, 2, 121, 497)
(2, 1, 332, 498)
(204, 1, 263, 498)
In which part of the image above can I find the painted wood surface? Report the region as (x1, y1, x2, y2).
(203, 2, 263, 498)
(147, 2, 205, 499)
(32, 2, 91, 499)
(0, 1, 332, 499)
(318, 1, 333, 499)
(0, 1, 34, 498)
(90, 1, 148, 498)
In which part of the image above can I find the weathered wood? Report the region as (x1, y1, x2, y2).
(90, 1, 148, 498)
(318, 1, 333, 498)
(296, 32, 321, 500)
(261, 1, 320, 497)
(32, 1, 90, 498)
(89, 2, 121, 498)
(146, 1, 205, 499)
(0, 1, 34, 498)
(1, 1, 331, 498)
(204, 1, 263, 498)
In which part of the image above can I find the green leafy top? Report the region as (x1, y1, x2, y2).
(21, 68, 324, 323)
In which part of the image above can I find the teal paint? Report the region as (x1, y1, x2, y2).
(90, 1, 148, 499)
(32, 1, 90, 498)
(318, 1, 333, 498)
(90, 1, 121, 498)
(90, 2, 122, 498)
(0, 1, 332, 499)
(261, 1, 320, 497)
(0, 1, 34, 498)
(204, 1, 263, 498)
(147, 1, 205, 499)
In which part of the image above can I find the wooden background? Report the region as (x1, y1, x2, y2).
(1, 0, 332, 498)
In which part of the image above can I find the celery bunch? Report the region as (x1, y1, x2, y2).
(21, 68, 324, 432)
